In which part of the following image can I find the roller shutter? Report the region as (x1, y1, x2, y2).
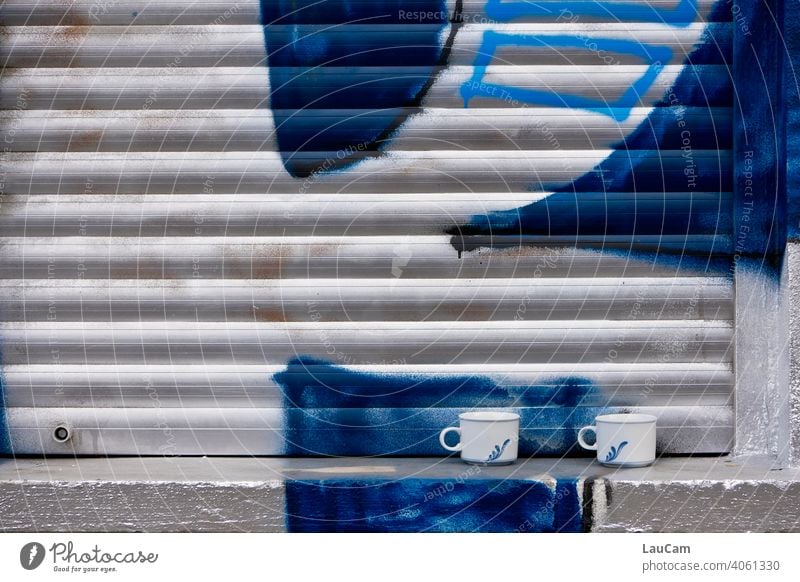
(0, 0, 734, 456)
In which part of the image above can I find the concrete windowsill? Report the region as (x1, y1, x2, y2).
(1, 456, 798, 532)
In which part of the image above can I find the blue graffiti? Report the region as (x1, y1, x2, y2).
(273, 356, 603, 456)
(461, 31, 673, 121)
(483, 0, 699, 25)
(260, 1, 453, 25)
(0, 345, 9, 454)
(259, 0, 463, 177)
(275, 356, 597, 408)
(731, 0, 785, 261)
(788, 3, 800, 243)
(452, 4, 735, 260)
(460, 0, 702, 117)
(285, 478, 584, 532)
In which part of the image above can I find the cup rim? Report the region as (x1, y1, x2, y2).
(596, 413, 657, 424)
(459, 411, 520, 422)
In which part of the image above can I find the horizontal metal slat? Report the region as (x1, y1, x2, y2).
(0, 236, 733, 279)
(0, 23, 728, 68)
(0, 107, 733, 152)
(0, 276, 734, 322)
(3, 405, 733, 455)
(0, 65, 730, 110)
(0, 150, 731, 194)
(0, 192, 734, 236)
(0, 320, 733, 365)
(0, 0, 727, 26)
(0, 362, 734, 408)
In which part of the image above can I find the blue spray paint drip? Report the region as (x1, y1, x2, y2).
(285, 478, 584, 532)
(274, 356, 602, 456)
(260, 0, 463, 177)
(451, 6, 735, 261)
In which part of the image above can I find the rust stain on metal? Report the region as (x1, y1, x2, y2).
(51, 25, 90, 43)
(252, 306, 288, 323)
(245, 262, 282, 280)
(70, 129, 104, 150)
(309, 243, 338, 258)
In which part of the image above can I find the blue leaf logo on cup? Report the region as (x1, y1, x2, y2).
(578, 414, 657, 467)
(485, 439, 512, 463)
(603, 441, 629, 463)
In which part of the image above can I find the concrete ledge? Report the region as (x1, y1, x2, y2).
(1, 456, 799, 532)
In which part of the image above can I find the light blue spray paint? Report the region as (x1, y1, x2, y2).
(483, 0, 700, 25)
(461, 32, 674, 121)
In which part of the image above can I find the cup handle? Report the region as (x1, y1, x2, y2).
(439, 427, 462, 452)
(577, 426, 598, 451)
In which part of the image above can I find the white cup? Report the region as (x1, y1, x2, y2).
(439, 411, 519, 465)
(577, 413, 657, 467)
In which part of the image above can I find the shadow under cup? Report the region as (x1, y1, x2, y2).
(439, 411, 520, 465)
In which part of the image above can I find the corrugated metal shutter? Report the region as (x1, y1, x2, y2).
(0, 0, 734, 456)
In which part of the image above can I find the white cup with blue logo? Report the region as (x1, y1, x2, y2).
(577, 413, 657, 467)
(439, 411, 519, 465)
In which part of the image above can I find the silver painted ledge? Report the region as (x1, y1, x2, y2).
(2, 456, 800, 533)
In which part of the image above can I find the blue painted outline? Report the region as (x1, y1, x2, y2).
(460, 31, 673, 120)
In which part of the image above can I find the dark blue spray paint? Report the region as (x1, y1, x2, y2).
(452, 0, 735, 261)
(731, 0, 785, 268)
(285, 478, 584, 532)
(787, 1, 800, 242)
(0, 345, 9, 454)
(281, 407, 606, 456)
(276, 356, 597, 408)
(274, 356, 603, 456)
(260, 1, 455, 25)
(259, 0, 463, 177)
